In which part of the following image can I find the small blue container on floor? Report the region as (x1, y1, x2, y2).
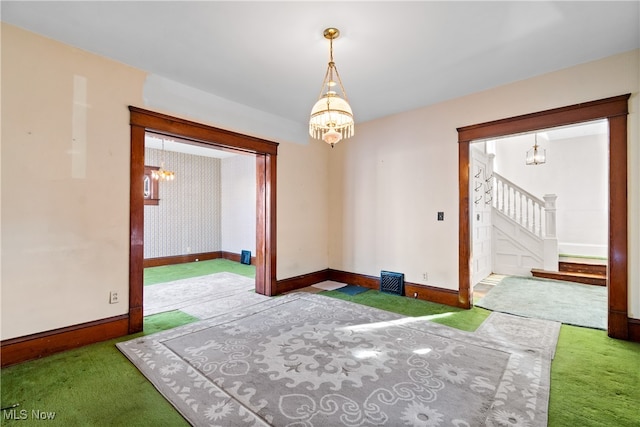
(335, 285, 369, 296)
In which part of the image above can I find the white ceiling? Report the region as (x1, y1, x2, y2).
(3, 1, 638, 129)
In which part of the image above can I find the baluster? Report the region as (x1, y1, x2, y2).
(504, 181, 507, 214)
(520, 193, 528, 228)
(509, 187, 515, 218)
(525, 194, 528, 227)
(505, 182, 509, 217)
(527, 196, 535, 231)
(519, 192, 523, 227)
(531, 199, 536, 233)
(511, 188, 515, 220)
(511, 187, 516, 220)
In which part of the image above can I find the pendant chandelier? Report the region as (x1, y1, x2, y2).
(309, 28, 354, 147)
(526, 133, 546, 165)
(152, 139, 176, 181)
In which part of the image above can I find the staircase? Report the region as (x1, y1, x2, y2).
(490, 172, 607, 286)
(531, 259, 607, 286)
(490, 173, 558, 276)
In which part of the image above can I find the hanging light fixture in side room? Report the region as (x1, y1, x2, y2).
(309, 28, 354, 147)
(526, 133, 546, 165)
(152, 139, 176, 181)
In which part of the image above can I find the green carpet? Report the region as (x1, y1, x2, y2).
(322, 289, 489, 331)
(549, 325, 640, 427)
(1, 311, 197, 426)
(2, 277, 638, 426)
(144, 258, 255, 286)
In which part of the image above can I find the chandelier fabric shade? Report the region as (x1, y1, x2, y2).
(526, 134, 546, 165)
(309, 28, 354, 147)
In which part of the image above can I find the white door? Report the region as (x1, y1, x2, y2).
(470, 145, 493, 287)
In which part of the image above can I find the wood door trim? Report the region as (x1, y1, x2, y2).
(129, 107, 278, 334)
(457, 94, 631, 339)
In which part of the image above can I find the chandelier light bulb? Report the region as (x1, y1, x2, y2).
(323, 129, 342, 147)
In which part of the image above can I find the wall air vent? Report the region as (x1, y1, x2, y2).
(380, 271, 404, 296)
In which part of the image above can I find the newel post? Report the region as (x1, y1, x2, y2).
(543, 194, 558, 271)
(544, 194, 557, 237)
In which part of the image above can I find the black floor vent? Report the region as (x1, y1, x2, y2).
(380, 271, 404, 296)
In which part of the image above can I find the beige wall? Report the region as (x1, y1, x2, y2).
(330, 49, 639, 318)
(277, 139, 330, 278)
(1, 24, 146, 339)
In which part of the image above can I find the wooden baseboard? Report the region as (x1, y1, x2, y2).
(276, 268, 462, 308)
(628, 318, 640, 343)
(327, 269, 462, 307)
(0, 315, 129, 367)
(404, 283, 463, 307)
(220, 251, 257, 266)
(276, 269, 330, 294)
(327, 269, 379, 289)
(143, 251, 222, 268)
(143, 251, 256, 268)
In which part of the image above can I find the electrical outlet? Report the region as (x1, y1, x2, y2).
(109, 291, 119, 304)
(423, 272, 428, 281)
(437, 212, 444, 221)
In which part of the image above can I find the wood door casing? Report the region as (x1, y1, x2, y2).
(457, 94, 630, 339)
(128, 107, 278, 334)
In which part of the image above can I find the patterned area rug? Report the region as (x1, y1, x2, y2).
(119, 293, 558, 426)
(144, 272, 267, 319)
(475, 275, 607, 330)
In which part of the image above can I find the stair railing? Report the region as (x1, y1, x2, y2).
(491, 172, 558, 270)
(492, 173, 546, 237)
